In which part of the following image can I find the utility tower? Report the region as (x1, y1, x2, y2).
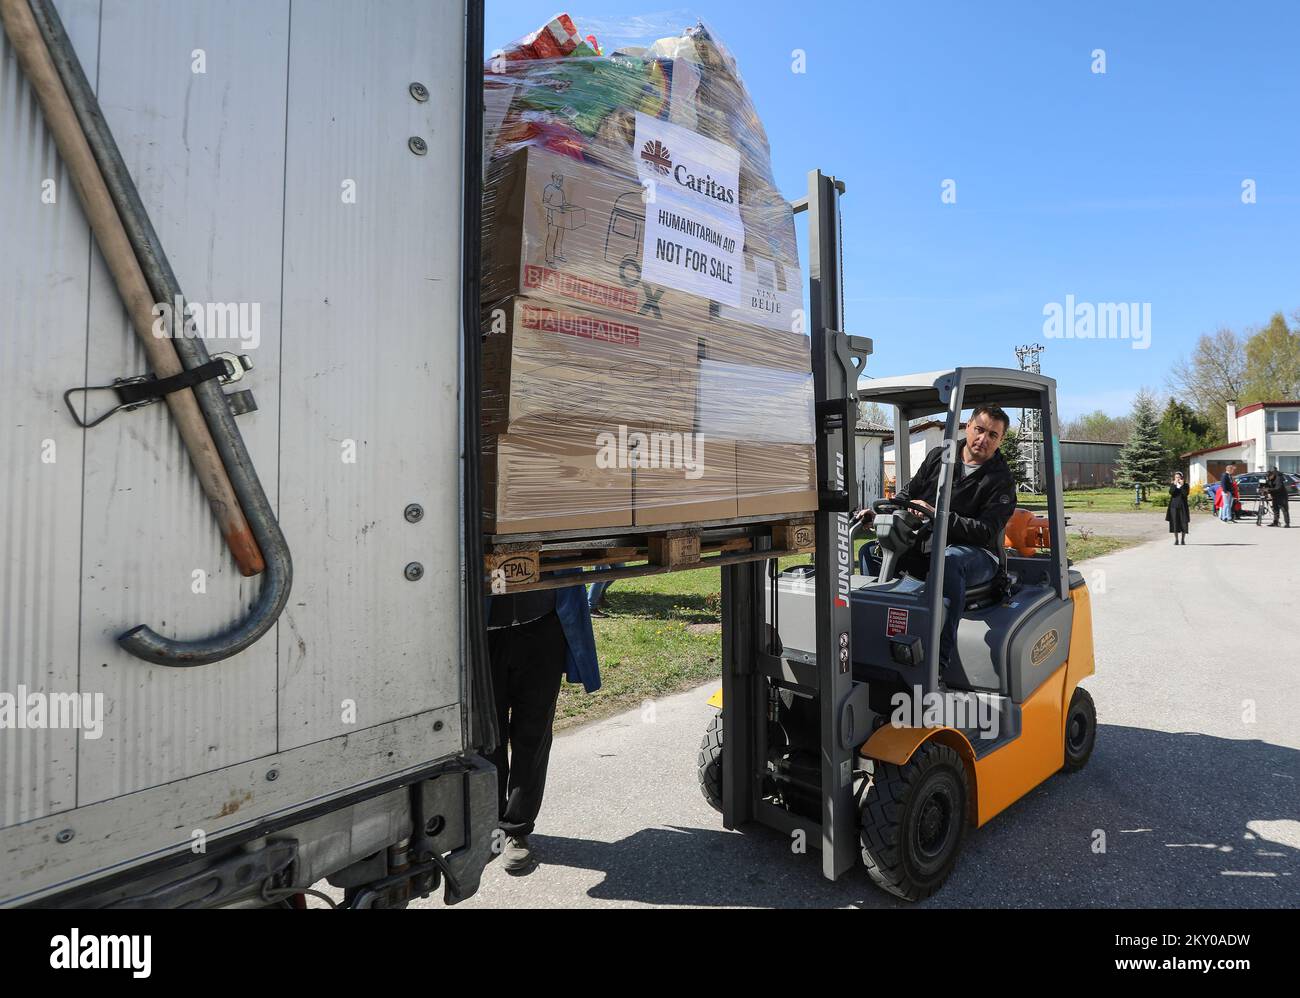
(1014, 344, 1044, 492)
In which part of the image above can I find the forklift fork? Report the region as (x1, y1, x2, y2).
(720, 170, 873, 881)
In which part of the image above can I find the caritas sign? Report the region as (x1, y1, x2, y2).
(633, 112, 744, 306)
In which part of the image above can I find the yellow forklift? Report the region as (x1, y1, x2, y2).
(698, 173, 1096, 901)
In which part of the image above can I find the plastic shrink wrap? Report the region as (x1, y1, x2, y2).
(481, 15, 817, 535)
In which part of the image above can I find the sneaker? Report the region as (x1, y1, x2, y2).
(503, 834, 534, 873)
(589, 606, 606, 618)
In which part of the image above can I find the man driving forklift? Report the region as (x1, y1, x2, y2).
(855, 405, 1017, 673)
(700, 367, 1097, 903)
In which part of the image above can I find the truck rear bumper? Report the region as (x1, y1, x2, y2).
(22, 751, 496, 909)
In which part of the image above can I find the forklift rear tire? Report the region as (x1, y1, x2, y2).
(1062, 686, 1096, 772)
(698, 712, 724, 812)
(859, 742, 968, 902)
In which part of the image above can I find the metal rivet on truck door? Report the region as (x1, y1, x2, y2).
(56, 828, 74, 844)
(265, 768, 279, 782)
(409, 81, 429, 102)
(408, 136, 427, 156)
(404, 503, 424, 523)
(405, 562, 424, 581)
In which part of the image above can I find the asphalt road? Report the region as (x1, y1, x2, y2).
(419, 512, 1298, 909)
(1065, 509, 1171, 540)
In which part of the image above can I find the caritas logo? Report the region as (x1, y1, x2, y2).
(640, 139, 672, 176)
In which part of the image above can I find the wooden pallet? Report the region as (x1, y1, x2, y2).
(483, 516, 816, 594)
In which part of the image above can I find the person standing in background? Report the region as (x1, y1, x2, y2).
(1218, 467, 1235, 522)
(586, 564, 623, 617)
(1166, 472, 1190, 545)
(1266, 466, 1291, 527)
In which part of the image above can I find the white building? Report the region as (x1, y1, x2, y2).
(854, 417, 891, 507)
(882, 420, 947, 491)
(1183, 399, 1300, 485)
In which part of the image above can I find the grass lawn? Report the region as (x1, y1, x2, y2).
(557, 563, 729, 729)
(558, 524, 1142, 727)
(1017, 487, 1165, 513)
(1061, 533, 1145, 561)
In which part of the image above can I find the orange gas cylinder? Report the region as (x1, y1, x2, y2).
(1003, 507, 1051, 555)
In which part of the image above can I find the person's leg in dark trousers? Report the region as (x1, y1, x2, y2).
(486, 627, 514, 823)
(487, 613, 568, 862)
(938, 544, 997, 671)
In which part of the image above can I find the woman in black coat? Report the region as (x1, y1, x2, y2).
(1167, 472, 1190, 544)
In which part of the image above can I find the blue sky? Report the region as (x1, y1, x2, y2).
(485, 2, 1300, 420)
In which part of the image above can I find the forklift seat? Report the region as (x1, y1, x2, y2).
(859, 540, 1014, 611)
(961, 544, 1012, 611)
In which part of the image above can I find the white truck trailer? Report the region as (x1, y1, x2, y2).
(0, 0, 497, 907)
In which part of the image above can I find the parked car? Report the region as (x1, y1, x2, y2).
(1206, 473, 1299, 518)
(1207, 472, 1300, 503)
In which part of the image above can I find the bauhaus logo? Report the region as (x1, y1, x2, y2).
(521, 304, 641, 346)
(640, 139, 672, 175)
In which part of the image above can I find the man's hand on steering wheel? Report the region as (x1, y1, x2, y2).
(871, 497, 938, 522)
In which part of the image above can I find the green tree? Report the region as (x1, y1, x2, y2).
(1242, 312, 1300, 403)
(1167, 327, 1246, 430)
(857, 401, 892, 429)
(1115, 391, 1166, 490)
(1062, 409, 1132, 443)
(1158, 398, 1215, 476)
(999, 426, 1026, 490)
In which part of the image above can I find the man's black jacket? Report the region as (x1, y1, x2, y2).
(895, 442, 1018, 559)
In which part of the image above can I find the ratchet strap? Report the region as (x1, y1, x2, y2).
(64, 353, 251, 428)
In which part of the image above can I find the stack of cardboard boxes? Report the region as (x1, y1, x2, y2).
(480, 145, 818, 535)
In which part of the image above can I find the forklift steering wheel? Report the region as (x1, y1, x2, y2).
(871, 498, 937, 522)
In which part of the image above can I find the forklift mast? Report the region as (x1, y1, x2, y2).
(720, 171, 872, 881)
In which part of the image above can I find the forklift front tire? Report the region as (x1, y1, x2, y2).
(1062, 686, 1096, 773)
(859, 741, 968, 902)
(698, 711, 724, 813)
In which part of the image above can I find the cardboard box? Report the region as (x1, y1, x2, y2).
(632, 433, 738, 525)
(483, 146, 795, 323)
(482, 430, 813, 535)
(550, 205, 586, 230)
(483, 146, 712, 323)
(695, 360, 815, 445)
(711, 249, 804, 335)
(694, 326, 815, 445)
(482, 144, 808, 372)
(482, 297, 698, 434)
(698, 324, 811, 373)
(483, 420, 632, 535)
(736, 441, 818, 517)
